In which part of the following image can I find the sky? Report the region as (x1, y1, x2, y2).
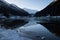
(5, 0, 53, 11)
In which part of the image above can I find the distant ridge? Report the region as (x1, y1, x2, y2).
(23, 8, 37, 14)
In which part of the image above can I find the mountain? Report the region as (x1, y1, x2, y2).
(0, 0, 29, 29)
(0, 0, 30, 17)
(34, 0, 60, 37)
(34, 0, 60, 17)
(23, 8, 37, 14)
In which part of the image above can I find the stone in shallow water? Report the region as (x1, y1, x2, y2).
(41, 36, 45, 40)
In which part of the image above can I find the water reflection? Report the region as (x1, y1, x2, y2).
(0, 15, 60, 40)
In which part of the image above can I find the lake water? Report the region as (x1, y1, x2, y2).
(0, 16, 60, 40)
